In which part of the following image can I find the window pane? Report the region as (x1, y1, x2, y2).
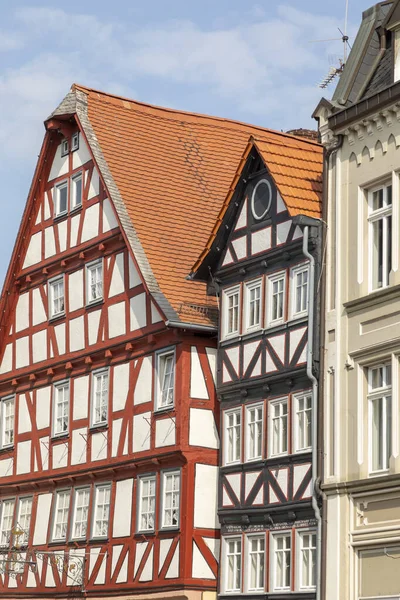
(73, 175, 82, 207)
(139, 477, 156, 531)
(158, 352, 175, 408)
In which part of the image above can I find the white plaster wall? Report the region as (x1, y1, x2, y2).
(159, 538, 173, 572)
(44, 227, 56, 259)
(69, 316, 85, 352)
(139, 546, 154, 582)
(23, 232, 41, 269)
(190, 347, 209, 399)
(109, 253, 125, 297)
(71, 427, 87, 465)
(33, 494, 52, 545)
(69, 269, 84, 312)
(16, 293, 29, 332)
(102, 198, 118, 232)
(72, 137, 91, 169)
(36, 386, 51, 429)
(70, 213, 80, 247)
(32, 329, 47, 363)
(189, 408, 219, 449)
(40, 436, 49, 471)
(116, 553, 128, 583)
(192, 542, 215, 579)
(251, 227, 272, 255)
(155, 418, 176, 447)
(44, 193, 51, 220)
(232, 236, 247, 260)
(133, 412, 151, 452)
(0, 344, 13, 374)
(134, 542, 148, 576)
(18, 395, 31, 434)
(130, 293, 147, 331)
(32, 288, 46, 326)
(52, 443, 68, 469)
(15, 336, 29, 369)
(16, 440, 31, 474)
(91, 431, 108, 461)
(73, 375, 89, 420)
(113, 479, 133, 538)
(166, 543, 179, 578)
(112, 363, 129, 411)
(57, 219, 67, 253)
(0, 457, 13, 477)
(48, 144, 68, 181)
(112, 418, 123, 457)
(81, 204, 99, 243)
(194, 464, 219, 529)
(151, 301, 163, 324)
(109, 302, 126, 338)
(277, 220, 291, 244)
(129, 256, 141, 288)
(134, 356, 152, 404)
(55, 323, 66, 355)
(88, 168, 100, 200)
(88, 308, 101, 345)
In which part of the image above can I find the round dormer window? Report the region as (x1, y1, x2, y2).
(251, 179, 272, 220)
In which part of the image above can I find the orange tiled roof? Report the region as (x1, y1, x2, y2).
(68, 85, 322, 327)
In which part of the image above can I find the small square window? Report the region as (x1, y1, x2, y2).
(71, 132, 79, 152)
(92, 483, 111, 539)
(290, 264, 309, 319)
(267, 271, 286, 327)
(53, 380, 70, 437)
(137, 475, 156, 532)
(61, 139, 69, 157)
(71, 173, 83, 210)
(161, 471, 180, 529)
(1, 396, 15, 449)
(244, 279, 262, 332)
(91, 369, 109, 428)
(86, 260, 103, 305)
(55, 181, 68, 217)
(49, 276, 65, 319)
(155, 348, 175, 410)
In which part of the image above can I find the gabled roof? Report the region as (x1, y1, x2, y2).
(190, 136, 323, 278)
(8, 84, 322, 329)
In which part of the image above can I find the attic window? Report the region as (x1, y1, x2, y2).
(251, 179, 272, 220)
(61, 139, 69, 157)
(71, 132, 79, 152)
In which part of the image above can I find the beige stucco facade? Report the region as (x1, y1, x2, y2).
(318, 104, 400, 600)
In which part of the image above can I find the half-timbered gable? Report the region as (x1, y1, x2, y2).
(191, 136, 323, 599)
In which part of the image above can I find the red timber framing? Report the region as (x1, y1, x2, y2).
(0, 118, 220, 598)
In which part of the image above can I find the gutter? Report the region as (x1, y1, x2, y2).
(165, 320, 217, 333)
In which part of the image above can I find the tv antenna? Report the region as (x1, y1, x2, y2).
(310, 0, 352, 88)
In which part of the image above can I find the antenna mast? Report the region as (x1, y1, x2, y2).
(317, 0, 352, 89)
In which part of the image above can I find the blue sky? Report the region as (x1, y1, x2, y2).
(0, 0, 367, 286)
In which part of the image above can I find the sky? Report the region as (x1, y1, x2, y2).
(0, 0, 368, 287)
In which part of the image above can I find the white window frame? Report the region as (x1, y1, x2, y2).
(224, 408, 242, 465)
(222, 285, 241, 339)
(244, 279, 262, 333)
(85, 259, 103, 305)
(267, 270, 286, 327)
(48, 275, 65, 319)
(290, 263, 309, 320)
(161, 470, 180, 529)
(61, 138, 69, 157)
(155, 347, 176, 411)
(52, 489, 71, 542)
(368, 363, 392, 474)
(269, 397, 289, 457)
(55, 180, 68, 217)
(246, 534, 265, 593)
(270, 531, 292, 592)
(245, 403, 263, 462)
(16, 496, 33, 546)
(91, 483, 111, 539)
(296, 529, 317, 591)
(293, 392, 312, 453)
(223, 535, 242, 593)
(71, 487, 90, 540)
(52, 380, 70, 438)
(0, 396, 15, 449)
(0, 498, 15, 546)
(91, 368, 109, 428)
(368, 181, 393, 291)
(71, 172, 83, 210)
(137, 475, 156, 532)
(71, 132, 79, 152)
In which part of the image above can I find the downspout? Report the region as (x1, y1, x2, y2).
(301, 225, 321, 600)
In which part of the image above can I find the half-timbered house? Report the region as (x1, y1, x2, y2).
(0, 84, 322, 600)
(190, 136, 323, 599)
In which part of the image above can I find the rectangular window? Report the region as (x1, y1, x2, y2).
(61, 139, 69, 157)
(86, 260, 103, 305)
(272, 533, 291, 591)
(368, 183, 392, 290)
(290, 265, 309, 318)
(92, 484, 111, 538)
(71, 487, 90, 539)
(225, 537, 242, 592)
(16, 497, 32, 545)
(71, 132, 79, 152)
(270, 398, 288, 457)
(267, 271, 286, 326)
(138, 476, 156, 531)
(246, 404, 263, 461)
(245, 279, 262, 331)
(247, 535, 265, 591)
(368, 364, 392, 473)
(55, 181, 68, 216)
(1, 396, 14, 448)
(52, 490, 71, 541)
(53, 381, 70, 437)
(223, 286, 241, 338)
(225, 409, 242, 464)
(71, 172, 83, 209)
(156, 348, 175, 410)
(161, 471, 180, 529)
(298, 531, 316, 590)
(0, 499, 15, 546)
(294, 393, 312, 452)
(49, 276, 65, 318)
(91, 369, 109, 427)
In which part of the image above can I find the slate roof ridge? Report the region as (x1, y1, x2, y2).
(72, 83, 321, 149)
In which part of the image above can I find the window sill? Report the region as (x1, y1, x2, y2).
(70, 204, 83, 215)
(89, 424, 108, 433)
(369, 469, 390, 478)
(86, 298, 104, 310)
(220, 316, 308, 346)
(0, 445, 14, 454)
(135, 530, 156, 537)
(52, 433, 70, 442)
(344, 283, 400, 313)
(49, 313, 66, 324)
(160, 526, 180, 533)
(90, 536, 109, 543)
(154, 405, 175, 415)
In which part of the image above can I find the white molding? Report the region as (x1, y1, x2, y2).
(357, 186, 364, 284)
(392, 354, 399, 459)
(392, 170, 399, 272)
(357, 364, 364, 466)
